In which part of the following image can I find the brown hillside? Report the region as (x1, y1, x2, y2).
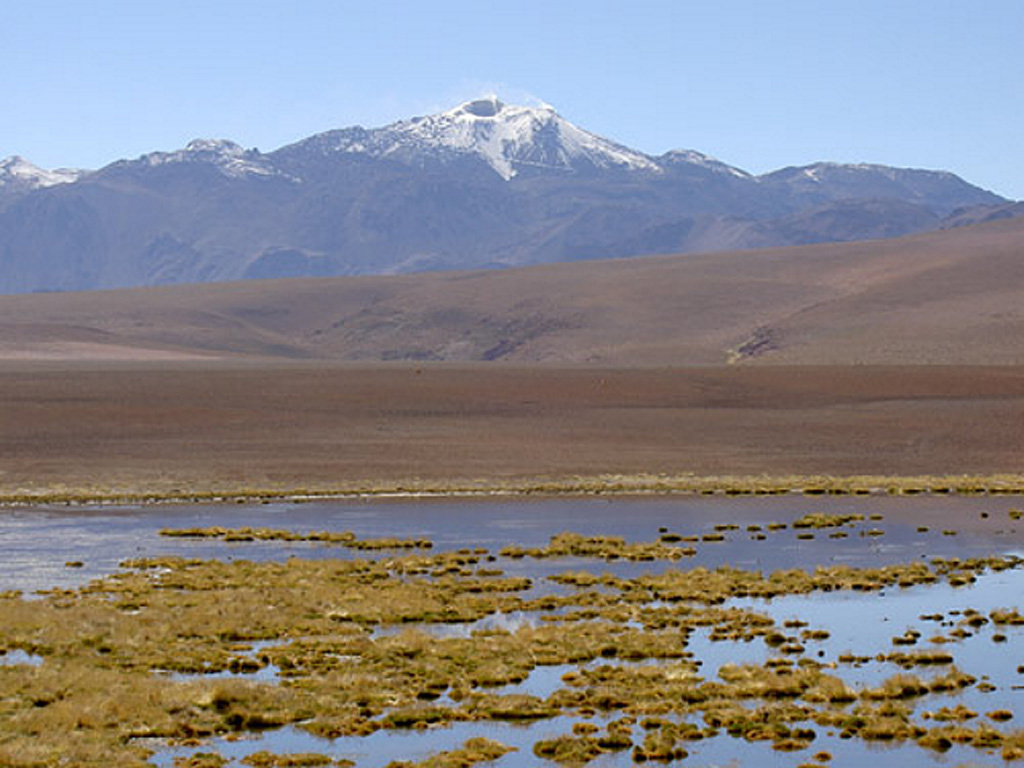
(0, 217, 1022, 365)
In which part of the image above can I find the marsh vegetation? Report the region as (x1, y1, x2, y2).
(0, 498, 1022, 767)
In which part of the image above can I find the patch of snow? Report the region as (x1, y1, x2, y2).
(320, 97, 662, 180)
(800, 162, 956, 183)
(0, 156, 86, 189)
(660, 149, 751, 179)
(135, 140, 280, 179)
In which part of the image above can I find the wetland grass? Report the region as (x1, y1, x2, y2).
(499, 532, 695, 561)
(160, 527, 432, 550)
(175, 754, 229, 768)
(386, 737, 515, 768)
(9, 472, 1024, 508)
(241, 754, 353, 767)
(791, 513, 864, 529)
(1, 526, 1022, 766)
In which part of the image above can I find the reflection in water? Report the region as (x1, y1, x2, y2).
(374, 610, 540, 640)
(2, 494, 1023, 766)
(0, 650, 43, 667)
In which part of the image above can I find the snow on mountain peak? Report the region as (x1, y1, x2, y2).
(0, 155, 85, 189)
(324, 98, 661, 180)
(184, 138, 246, 155)
(659, 149, 751, 179)
(136, 139, 277, 179)
(761, 162, 965, 189)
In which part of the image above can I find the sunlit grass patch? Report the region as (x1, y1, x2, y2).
(0, 527, 1021, 766)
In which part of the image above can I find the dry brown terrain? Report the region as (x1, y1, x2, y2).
(1, 219, 1023, 497)
(0, 217, 1023, 366)
(1, 361, 1023, 497)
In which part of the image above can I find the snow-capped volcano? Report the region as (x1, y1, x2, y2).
(0, 155, 85, 191)
(291, 97, 663, 180)
(0, 97, 1008, 294)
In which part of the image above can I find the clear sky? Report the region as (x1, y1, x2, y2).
(4, 0, 1022, 199)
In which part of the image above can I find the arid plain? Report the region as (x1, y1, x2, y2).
(2, 217, 1024, 499)
(3, 362, 1024, 499)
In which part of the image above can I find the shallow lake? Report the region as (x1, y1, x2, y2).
(2, 493, 1022, 593)
(2, 493, 1023, 767)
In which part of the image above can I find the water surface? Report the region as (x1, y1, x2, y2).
(3, 494, 1022, 767)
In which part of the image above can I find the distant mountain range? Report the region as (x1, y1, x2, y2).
(0, 97, 1014, 294)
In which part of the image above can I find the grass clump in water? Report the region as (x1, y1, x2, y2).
(533, 734, 610, 764)
(501, 532, 694, 561)
(386, 738, 514, 768)
(792, 512, 864, 529)
(160, 526, 432, 550)
(243, 753, 353, 767)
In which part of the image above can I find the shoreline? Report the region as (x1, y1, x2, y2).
(5, 472, 1024, 509)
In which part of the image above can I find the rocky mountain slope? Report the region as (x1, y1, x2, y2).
(0, 97, 1010, 293)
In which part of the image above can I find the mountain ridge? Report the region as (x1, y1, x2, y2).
(0, 156, 87, 195)
(0, 98, 1013, 294)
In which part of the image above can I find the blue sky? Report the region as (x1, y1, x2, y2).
(4, 0, 1022, 198)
